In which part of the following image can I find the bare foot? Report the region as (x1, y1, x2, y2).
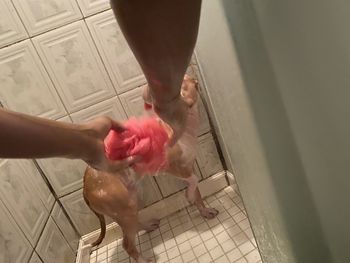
(200, 207, 219, 219)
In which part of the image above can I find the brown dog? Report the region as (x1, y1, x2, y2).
(83, 76, 218, 263)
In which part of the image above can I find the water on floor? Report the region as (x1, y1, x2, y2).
(89, 186, 262, 263)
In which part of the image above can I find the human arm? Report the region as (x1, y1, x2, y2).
(0, 108, 137, 172)
(110, 0, 202, 143)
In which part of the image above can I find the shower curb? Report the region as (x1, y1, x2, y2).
(75, 171, 228, 263)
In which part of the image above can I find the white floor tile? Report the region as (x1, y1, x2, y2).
(238, 241, 255, 255)
(170, 256, 184, 263)
(167, 246, 180, 260)
(193, 243, 207, 257)
(227, 248, 243, 262)
(245, 249, 261, 263)
(204, 237, 219, 251)
(209, 245, 224, 260)
(178, 240, 192, 254)
(216, 255, 230, 263)
(87, 186, 261, 263)
(197, 252, 212, 263)
(221, 239, 236, 253)
(182, 250, 196, 263)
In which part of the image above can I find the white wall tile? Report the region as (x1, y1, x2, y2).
(12, 0, 82, 36)
(0, 0, 28, 48)
(197, 133, 223, 178)
(198, 96, 211, 136)
(138, 176, 163, 208)
(0, 40, 66, 119)
(155, 172, 187, 198)
(70, 96, 127, 123)
(86, 9, 145, 94)
(21, 160, 55, 211)
(51, 202, 80, 251)
(155, 162, 202, 198)
(76, 0, 110, 17)
(119, 86, 145, 117)
(37, 158, 86, 197)
(0, 199, 32, 263)
(0, 159, 49, 246)
(36, 217, 75, 263)
(36, 116, 86, 197)
(32, 21, 116, 113)
(60, 188, 100, 235)
(29, 252, 43, 263)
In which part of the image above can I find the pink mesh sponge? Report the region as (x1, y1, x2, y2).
(104, 117, 169, 174)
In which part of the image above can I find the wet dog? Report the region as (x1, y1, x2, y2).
(83, 76, 218, 263)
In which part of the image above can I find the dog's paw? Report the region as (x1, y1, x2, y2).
(142, 218, 160, 232)
(200, 207, 219, 219)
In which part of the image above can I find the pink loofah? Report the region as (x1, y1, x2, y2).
(104, 117, 169, 174)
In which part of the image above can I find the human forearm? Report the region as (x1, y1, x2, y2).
(0, 108, 95, 161)
(110, 0, 202, 106)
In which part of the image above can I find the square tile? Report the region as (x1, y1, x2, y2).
(233, 212, 247, 223)
(196, 222, 209, 232)
(151, 236, 163, 247)
(193, 244, 207, 257)
(175, 233, 188, 245)
(87, 186, 261, 263)
(222, 239, 236, 253)
(170, 256, 184, 263)
(227, 248, 243, 262)
(216, 231, 230, 243)
(150, 229, 161, 238)
(197, 252, 212, 263)
(232, 232, 249, 246)
(227, 206, 241, 216)
(182, 250, 195, 263)
(204, 238, 219, 251)
(216, 255, 230, 263)
(164, 238, 177, 250)
(209, 245, 224, 260)
(211, 224, 225, 235)
(217, 211, 230, 222)
(157, 252, 169, 263)
(222, 218, 236, 229)
(167, 246, 180, 260)
(200, 230, 214, 241)
(140, 241, 152, 252)
(234, 258, 248, 263)
(189, 236, 202, 247)
(160, 223, 171, 233)
(153, 243, 166, 255)
(238, 241, 255, 255)
(238, 219, 251, 231)
(169, 218, 181, 228)
(207, 218, 220, 227)
(178, 241, 192, 254)
(162, 230, 174, 241)
(245, 249, 261, 263)
(227, 225, 243, 238)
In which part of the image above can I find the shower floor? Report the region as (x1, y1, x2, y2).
(89, 186, 262, 263)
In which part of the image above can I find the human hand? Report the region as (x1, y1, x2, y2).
(80, 116, 140, 172)
(154, 96, 188, 146)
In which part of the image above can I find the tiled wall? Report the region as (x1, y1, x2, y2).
(0, 0, 224, 262)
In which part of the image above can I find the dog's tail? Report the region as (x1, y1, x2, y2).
(83, 194, 106, 248)
(91, 210, 106, 247)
